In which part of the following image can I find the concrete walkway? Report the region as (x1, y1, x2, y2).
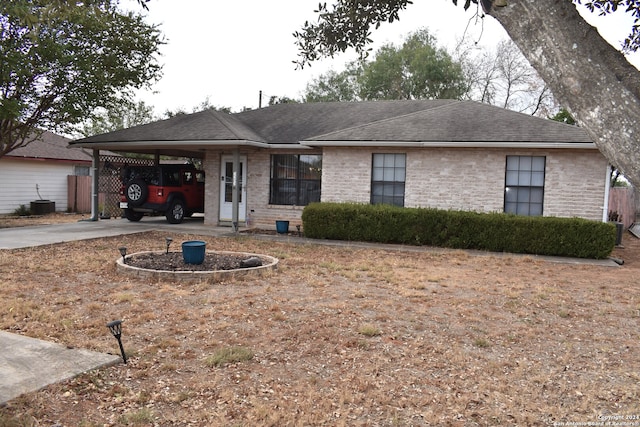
(0, 331, 120, 405)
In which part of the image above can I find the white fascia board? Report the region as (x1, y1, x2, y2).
(268, 144, 314, 150)
(71, 139, 271, 149)
(302, 140, 598, 149)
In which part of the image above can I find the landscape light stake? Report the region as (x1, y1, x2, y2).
(165, 237, 173, 254)
(107, 320, 127, 364)
(118, 246, 127, 264)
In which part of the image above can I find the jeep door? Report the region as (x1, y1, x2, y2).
(182, 170, 205, 212)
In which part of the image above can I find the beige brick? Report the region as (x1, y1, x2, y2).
(203, 146, 609, 228)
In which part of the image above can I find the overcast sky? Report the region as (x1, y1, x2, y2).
(126, 0, 640, 115)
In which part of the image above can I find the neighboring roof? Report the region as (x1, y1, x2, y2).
(70, 100, 595, 154)
(6, 130, 91, 162)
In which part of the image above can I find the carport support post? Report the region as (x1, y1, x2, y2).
(90, 149, 100, 221)
(231, 148, 240, 232)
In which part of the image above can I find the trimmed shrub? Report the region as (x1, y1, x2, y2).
(301, 202, 616, 259)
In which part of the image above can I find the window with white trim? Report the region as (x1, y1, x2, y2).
(504, 155, 545, 216)
(371, 153, 406, 207)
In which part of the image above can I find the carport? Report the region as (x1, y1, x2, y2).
(70, 110, 269, 229)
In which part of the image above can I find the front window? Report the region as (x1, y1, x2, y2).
(371, 153, 406, 207)
(74, 166, 90, 176)
(504, 155, 545, 216)
(270, 154, 322, 205)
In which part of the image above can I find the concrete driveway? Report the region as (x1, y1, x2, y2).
(0, 215, 233, 250)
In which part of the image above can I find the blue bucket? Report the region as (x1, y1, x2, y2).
(182, 240, 206, 264)
(275, 220, 289, 234)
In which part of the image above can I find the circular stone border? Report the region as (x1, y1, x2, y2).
(116, 250, 278, 282)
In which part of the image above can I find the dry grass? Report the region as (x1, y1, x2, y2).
(0, 212, 88, 228)
(1, 215, 640, 426)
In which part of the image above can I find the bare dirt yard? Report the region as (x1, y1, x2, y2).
(0, 214, 639, 426)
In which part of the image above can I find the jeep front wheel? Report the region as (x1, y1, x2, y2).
(166, 199, 185, 224)
(124, 209, 144, 222)
(126, 179, 148, 206)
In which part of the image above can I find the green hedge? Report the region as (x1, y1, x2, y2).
(301, 202, 616, 259)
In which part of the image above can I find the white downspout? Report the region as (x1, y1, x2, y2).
(602, 164, 612, 223)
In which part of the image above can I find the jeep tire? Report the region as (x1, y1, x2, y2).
(124, 208, 144, 222)
(126, 179, 148, 207)
(166, 199, 185, 224)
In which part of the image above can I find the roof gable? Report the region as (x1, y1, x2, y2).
(76, 109, 265, 143)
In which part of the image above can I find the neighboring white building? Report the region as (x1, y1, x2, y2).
(0, 131, 91, 215)
(72, 100, 610, 228)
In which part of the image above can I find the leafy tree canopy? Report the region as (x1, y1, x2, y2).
(304, 62, 362, 102)
(549, 108, 577, 125)
(294, 0, 640, 68)
(0, 0, 164, 157)
(163, 97, 233, 118)
(360, 29, 467, 100)
(76, 100, 157, 138)
(304, 29, 467, 102)
(268, 96, 300, 106)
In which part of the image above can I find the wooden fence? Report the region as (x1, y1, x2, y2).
(608, 186, 637, 229)
(67, 175, 92, 213)
(67, 156, 155, 216)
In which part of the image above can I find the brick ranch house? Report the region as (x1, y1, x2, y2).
(71, 100, 612, 229)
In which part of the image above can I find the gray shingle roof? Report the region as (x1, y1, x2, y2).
(76, 109, 265, 143)
(71, 100, 593, 150)
(234, 99, 457, 144)
(305, 101, 592, 144)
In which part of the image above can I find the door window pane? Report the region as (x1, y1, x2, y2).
(224, 162, 243, 203)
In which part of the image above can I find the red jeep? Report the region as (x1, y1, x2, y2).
(120, 164, 205, 224)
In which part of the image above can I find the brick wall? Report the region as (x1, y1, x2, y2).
(544, 150, 609, 221)
(204, 148, 318, 229)
(203, 151, 220, 226)
(321, 147, 608, 221)
(203, 146, 608, 228)
(321, 149, 372, 204)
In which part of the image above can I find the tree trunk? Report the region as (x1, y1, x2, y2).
(489, 0, 640, 188)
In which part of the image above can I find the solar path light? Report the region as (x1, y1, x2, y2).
(165, 237, 173, 254)
(107, 320, 127, 364)
(118, 247, 127, 264)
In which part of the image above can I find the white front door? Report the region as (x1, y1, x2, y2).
(219, 156, 247, 222)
